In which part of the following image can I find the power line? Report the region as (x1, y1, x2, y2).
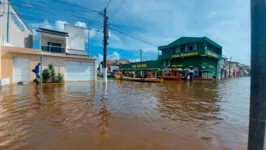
(89, 0, 111, 25)
(53, 0, 100, 13)
(106, 0, 112, 8)
(110, 0, 126, 19)
(9, 2, 98, 23)
(109, 26, 157, 47)
(9, 12, 103, 33)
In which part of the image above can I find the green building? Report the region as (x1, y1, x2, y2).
(120, 37, 222, 78)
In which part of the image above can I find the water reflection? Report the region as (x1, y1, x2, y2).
(157, 81, 222, 124)
(0, 78, 252, 150)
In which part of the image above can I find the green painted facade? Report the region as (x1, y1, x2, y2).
(120, 37, 222, 78)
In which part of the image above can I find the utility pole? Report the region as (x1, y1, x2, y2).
(140, 49, 142, 62)
(88, 24, 90, 57)
(248, 0, 266, 149)
(228, 57, 231, 78)
(103, 8, 108, 83)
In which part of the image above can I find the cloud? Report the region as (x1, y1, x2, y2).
(89, 29, 96, 37)
(95, 52, 121, 65)
(55, 20, 68, 31)
(25, 0, 250, 64)
(108, 52, 120, 60)
(96, 54, 103, 65)
(75, 21, 87, 28)
(29, 20, 54, 30)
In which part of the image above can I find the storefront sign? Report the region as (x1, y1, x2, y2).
(172, 52, 198, 58)
(207, 51, 218, 58)
(209, 65, 215, 68)
(132, 64, 147, 68)
(172, 64, 183, 68)
(11, 12, 25, 32)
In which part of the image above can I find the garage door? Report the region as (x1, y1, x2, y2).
(64, 61, 95, 81)
(14, 58, 30, 83)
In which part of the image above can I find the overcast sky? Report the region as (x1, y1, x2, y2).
(13, 0, 250, 65)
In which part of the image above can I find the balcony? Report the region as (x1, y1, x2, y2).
(41, 45, 65, 54)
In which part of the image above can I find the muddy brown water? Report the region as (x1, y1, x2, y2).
(0, 77, 255, 150)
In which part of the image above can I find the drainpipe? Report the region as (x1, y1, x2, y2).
(6, 0, 10, 43)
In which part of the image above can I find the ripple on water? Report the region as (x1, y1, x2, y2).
(0, 78, 253, 150)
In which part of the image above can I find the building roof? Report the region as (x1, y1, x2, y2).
(228, 61, 239, 64)
(158, 36, 222, 50)
(36, 28, 69, 37)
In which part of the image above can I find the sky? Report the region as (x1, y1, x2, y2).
(12, 0, 250, 65)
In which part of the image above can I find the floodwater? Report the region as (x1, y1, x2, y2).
(0, 77, 255, 150)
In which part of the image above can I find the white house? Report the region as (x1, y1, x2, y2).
(36, 25, 96, 82)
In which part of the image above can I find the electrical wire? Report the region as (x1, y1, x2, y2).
(89, 0, 111, 25)
(53, 0, 100, 13)
(110, 0, 125, 19)
(106, 0, 112, 8)
(9, 12, 103, 33)
(109, 26, 157, 47)
(8, 2, 98, 24)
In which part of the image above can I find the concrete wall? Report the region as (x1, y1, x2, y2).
(0, 1, 33, 48)
(1, 46, 96, 85)
(0, 44, 1, 79)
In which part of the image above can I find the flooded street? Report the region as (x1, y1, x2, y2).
(0, 78, 253, 150)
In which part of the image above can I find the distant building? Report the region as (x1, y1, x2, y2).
(116, 59, 130, 65)
(227, 61, 239, 78)
(98, 59, 131, 74)
(0, 0, 33, 48)
(218, 55, 227, 79)
(120, 36, 223, 79)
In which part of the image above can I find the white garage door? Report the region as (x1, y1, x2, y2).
(64, 61, 95, 81)
(14, 58, 30, 83)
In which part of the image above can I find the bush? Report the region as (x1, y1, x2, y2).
(41, 64, 64, 83)
(57, 73, 64, 83)
(52, 75, 58, 83)
(42, 69, 50, 83)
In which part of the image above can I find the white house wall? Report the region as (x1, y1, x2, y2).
(0, 1, 8, 43)
(64, 24, 85, 51)
(0, 1, 32, 48)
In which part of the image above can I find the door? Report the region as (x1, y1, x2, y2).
(13, 58, 30, 84)
(64, 61, 95, 81)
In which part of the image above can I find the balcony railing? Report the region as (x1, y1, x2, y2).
(41, 45, 65, 53)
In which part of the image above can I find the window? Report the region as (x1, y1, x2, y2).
(175, 46, 180, 53)
(185, 43, 197, 52)
(48, 42, 62, 47)
(168, 60, 171, 67)
(163, 60, 166, 67)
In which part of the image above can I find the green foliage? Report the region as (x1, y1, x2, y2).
(42, 69, 50, 83)
(57, 73, 64, 83)
(41, 64, 64, 83)
(52, 75, 58, 83)
(48, 64, 54, 71)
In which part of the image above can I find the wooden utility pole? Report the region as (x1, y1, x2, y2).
(248, 0, 266, 149)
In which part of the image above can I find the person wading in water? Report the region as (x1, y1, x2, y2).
(32, 62, 41, 84)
